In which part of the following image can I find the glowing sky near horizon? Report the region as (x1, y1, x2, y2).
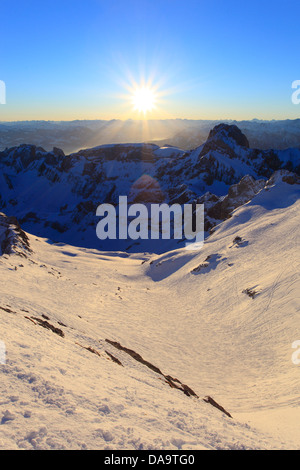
(0, 0, 300, 121)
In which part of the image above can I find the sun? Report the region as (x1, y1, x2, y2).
(131, 86, 157, 114)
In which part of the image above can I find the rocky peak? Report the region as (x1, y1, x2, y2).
(207, 124, 250, 149)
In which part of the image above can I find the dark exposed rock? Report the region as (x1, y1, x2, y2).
(44, 221, 68, 233)
(52, 147, 65, 158)
(105, 338, 232, 416)
(105, 339, 163, 375)
(0, 213, 32, 256)
(0, 306, 14, 313)
(207, 175, 265, 221)
(207, 124, 250, 149)
(105, 350, 123, 366)
(203, 396, 233, 419)
(266, 169, 300, 187)
(254, 149, 282, 177)
(242, 288, 259, 299)
(282, 174, 300, 185)
(168, 185, 197, 204)
(31, 317, 65, 337)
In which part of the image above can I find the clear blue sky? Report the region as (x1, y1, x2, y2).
(0, 0, 300, 120)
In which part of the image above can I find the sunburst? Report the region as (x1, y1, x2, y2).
(131, 86, 157, 114)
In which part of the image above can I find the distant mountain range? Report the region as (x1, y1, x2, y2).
(1, 118, 300, 154)
(0, 123, 299, 253)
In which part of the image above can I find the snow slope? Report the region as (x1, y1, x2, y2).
(0, 173, 299, 449)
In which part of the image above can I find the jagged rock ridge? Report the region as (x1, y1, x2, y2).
(0, 124, 299, 252)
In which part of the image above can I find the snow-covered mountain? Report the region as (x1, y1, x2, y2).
(0, 124, 299, 253)
(0, 169, 299, 449)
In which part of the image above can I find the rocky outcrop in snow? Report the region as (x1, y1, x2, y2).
(265, 169, 300, 187)
(0, 213, 31, 257)
(203, 175, 265, 229)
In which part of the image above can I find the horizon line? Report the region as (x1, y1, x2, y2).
(1, 117, 300, 124)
